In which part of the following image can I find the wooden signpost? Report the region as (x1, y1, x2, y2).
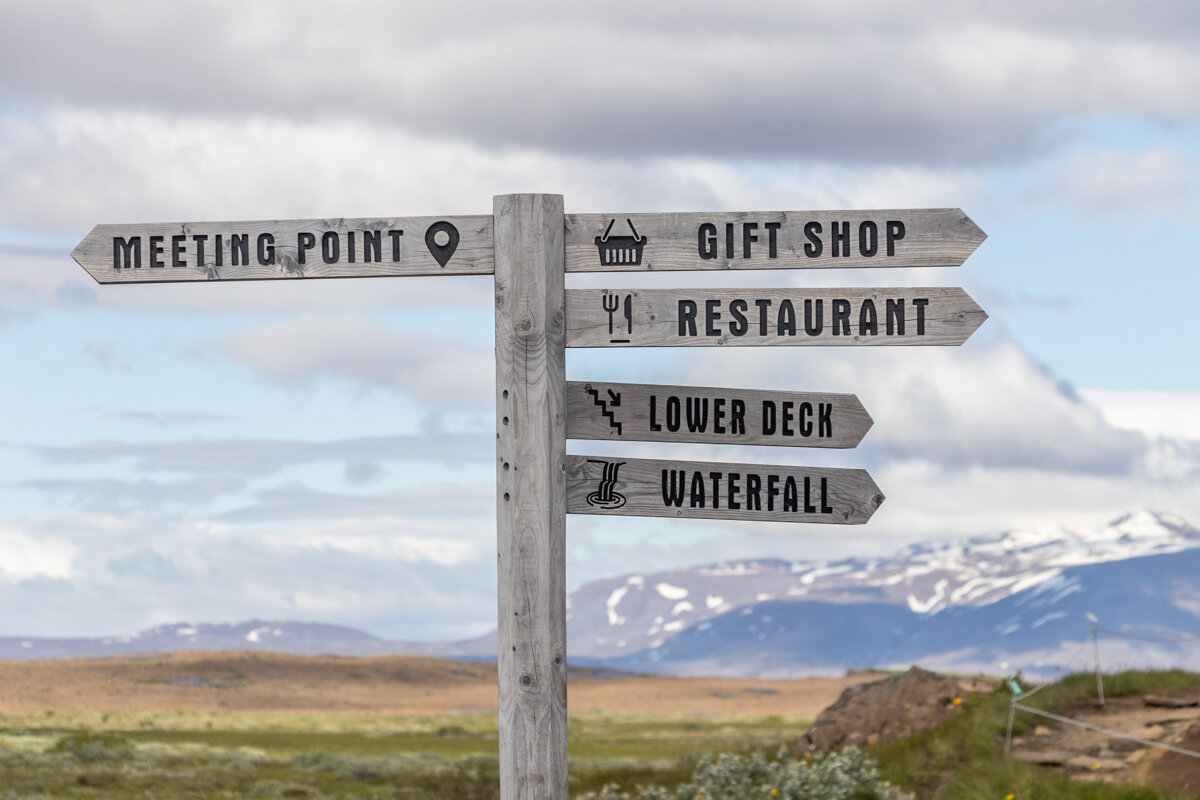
(564, 209, 985, 271)
(72, 216, 494, 282)
(567, 288, 986, 348)
(73, 196, 987, 800)
(565, 381, 872, 448)
(566, 455, 883, 525)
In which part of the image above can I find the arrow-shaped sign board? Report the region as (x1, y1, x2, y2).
(566, 381, 872, 448)
(566, 287, 986, 347)
(71, 216, 494, 283)
(565, 209, 985, 272)
(566, 455, 883, 525)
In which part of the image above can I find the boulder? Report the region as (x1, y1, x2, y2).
(799, 666, 965, 752)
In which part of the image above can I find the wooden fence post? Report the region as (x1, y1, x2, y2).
(494, 193, 568, 800)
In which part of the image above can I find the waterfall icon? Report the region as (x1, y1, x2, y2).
(585, 459, 627, 509)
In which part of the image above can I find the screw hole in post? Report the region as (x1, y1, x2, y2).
(503, 493, 510, 501)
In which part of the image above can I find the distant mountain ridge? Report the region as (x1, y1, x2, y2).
(3, 510, 1198, 676)
(557, 509, 1199, 660)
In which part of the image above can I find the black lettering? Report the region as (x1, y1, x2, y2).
(784, 476, 798, 512)
(149, 235, 165, 268)
(730, 399, 746, 434)
(170, 234, 186, 267)
(831, 221, 850, 257)
(662, 470, 686, 507)
(297, 232, 316, 265)
(755, 299, 771, 336)
(762, 401, 776, 435)
(230, 234, 249, 266)
(781, 401, 794, 437)
(803, 221, 823, 257)
(687, 397, 709, 433)
(215, 234, 224, 267)
(832, 299, 851, 335)
(705, 299, 721, 336)
(690, 471, 705, 508)
(257, 233, 275, 266)
(742, 222, 758, 258)
(858, 221, 878, 257)
(746, 473, 761, 510)
(803, 477, 816, 513)
(777, 299, 796, 336)
(799, 402, 813, 437)
(713, 398, 726, 434)
(886, 220, 905, 255)
(729, 299, 748, 336)
(388, 229, 404, 261)
(649, 395, 661, 431)
(821, 477, 833, 513)
(709, 472, 722, 509)
(765, 222, 780, 258)
(859, 298, 878, 336)
(347, 231, 355, 263)
(725, 223, 734, 259)
(886, 298, 904, 335)
(666, 396, 681, 432)
(767, 474, 780, 511)
(698, 223, 717, 259)
(914, 297, 929, 335)
(804, 299, 823, 336)
(727, 472, 741, 510)
(113, 236, 141, 270)
(818, 403, 832, 437)
(679, 300, 698, 336)
(363, 230, 381, 262)
(192, 234, 207, 267)
(321, 231, 340, 264)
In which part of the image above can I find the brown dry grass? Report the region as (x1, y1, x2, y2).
(0, 650, 886, 717)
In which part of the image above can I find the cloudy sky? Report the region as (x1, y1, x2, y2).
(1, 0, 1198, 641)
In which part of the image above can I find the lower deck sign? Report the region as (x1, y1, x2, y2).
(566, 381, 872, 448)
(566, 455, 883, 525)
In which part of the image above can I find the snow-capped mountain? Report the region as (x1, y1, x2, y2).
(601, 547, 1200, 677)
(564, 510, 1200, 660)
(3, 510, 1197, 676)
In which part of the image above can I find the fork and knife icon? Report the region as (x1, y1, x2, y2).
(603, 293, 632, 343)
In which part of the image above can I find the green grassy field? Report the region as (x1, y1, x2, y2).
(2, 670, 1198, 799)
(0, 710, 809, 799)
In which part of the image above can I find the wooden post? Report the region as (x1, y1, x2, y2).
(494, 193, 568, 800)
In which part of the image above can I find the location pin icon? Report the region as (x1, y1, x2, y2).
(425, 221, 460, 268)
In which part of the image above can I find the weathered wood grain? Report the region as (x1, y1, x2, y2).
(566, 287, 986, 347)
(493, 195, 568, 800)
(566, 455, 883, 525)
(564, 209, 985, 272)
(72, 216, 494, 283)
(565, 381, 871, 448)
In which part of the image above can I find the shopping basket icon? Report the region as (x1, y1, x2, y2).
(594, 218, 647, 266)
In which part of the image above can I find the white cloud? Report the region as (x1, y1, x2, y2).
(1027, 147, 1200, 225)
(679, 335, 1145, 474)
(1082, 389, 1200, 441)
(0, 529, 77, 582)
(2, 2, 1198, 164)
(217, 316, 493, 406)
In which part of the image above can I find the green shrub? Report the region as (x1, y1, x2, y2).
(47, 732, 134, 763)
(584, 747, 911, 800)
